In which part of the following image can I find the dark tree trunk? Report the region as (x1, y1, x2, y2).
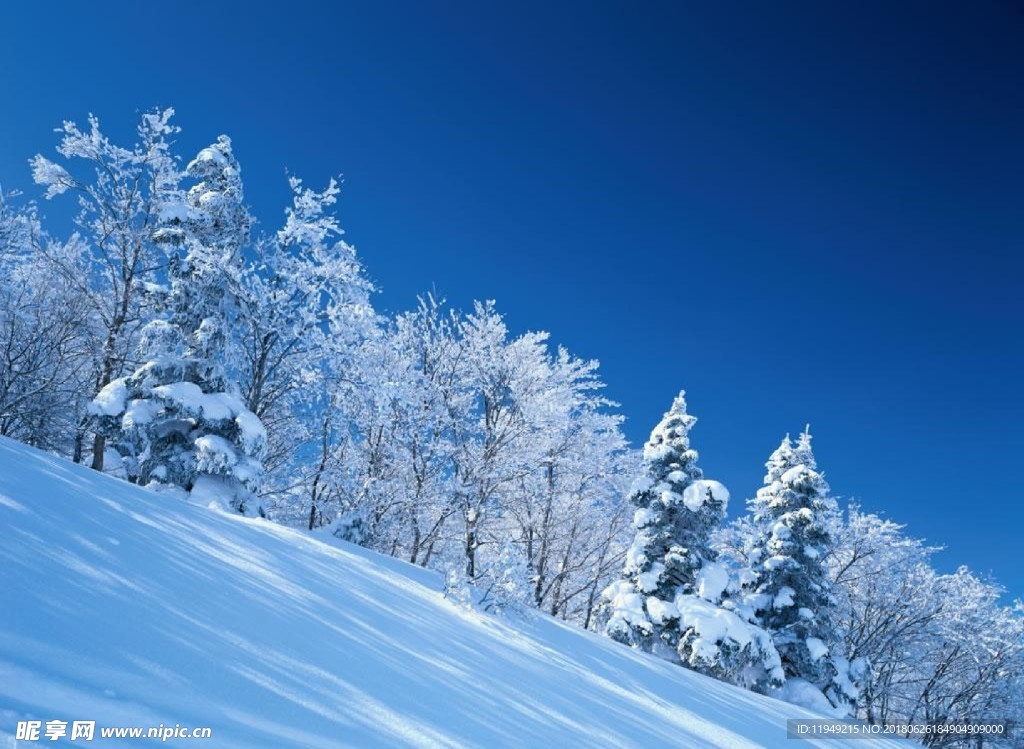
(90, 434, 105, 471)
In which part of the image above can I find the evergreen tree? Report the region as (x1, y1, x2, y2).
(603, 392, 783, 689)
(91, 137, 266, 513)
(603, 391, 717, 652)
(743, 429, 841, 701)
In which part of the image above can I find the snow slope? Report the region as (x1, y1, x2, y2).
(0, 437, 906, 748)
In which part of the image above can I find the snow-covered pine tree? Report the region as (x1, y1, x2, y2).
(90, 136, 266, 514)
(602, 392, 717, 651)
(743, 428, 844, 705)
(603, 392, 782, 689)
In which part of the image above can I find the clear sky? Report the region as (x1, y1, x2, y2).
(1, 1, 1021, 596)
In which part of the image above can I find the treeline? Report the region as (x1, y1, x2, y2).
(0, 111, 1019, 746)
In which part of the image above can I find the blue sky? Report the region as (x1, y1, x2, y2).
(1, 1, 1021, 596)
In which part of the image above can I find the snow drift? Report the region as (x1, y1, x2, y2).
(0, 437, 905, 748)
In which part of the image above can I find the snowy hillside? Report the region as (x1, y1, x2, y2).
(0, 437, 906, 748)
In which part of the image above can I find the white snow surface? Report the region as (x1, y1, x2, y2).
(0, 437, 905, 748)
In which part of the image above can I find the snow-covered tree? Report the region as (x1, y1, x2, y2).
(445, 305, 631, 620)
(602, 395, 710, 639)
(0, 190, 35, 260)
(319, 295, 465, 557)
(233, 176, 377, 513)
(742, 429, 845, 706)
(309, 296, 631, 623)
(827, 506, 943, 724)
(502, 346, 631, 625)
(449, 302, 552, 583)
(603, 392, 706, 650)
(345, 298, 559, 594)
(0, 196, 95, 453)
(478, 535, 533, 614)
(120, 171, 381, 528)
(30, 110, 181, 469)
(827, 508, 1024, 740)
(603, 392, 783, 688)
(858, 562, 1024, 744)
(91, 137, 266, 512)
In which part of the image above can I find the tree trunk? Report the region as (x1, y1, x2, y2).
(90, 434, 105, 471)
(465, 513, 477, 579)
(72, 430, 84, 464)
